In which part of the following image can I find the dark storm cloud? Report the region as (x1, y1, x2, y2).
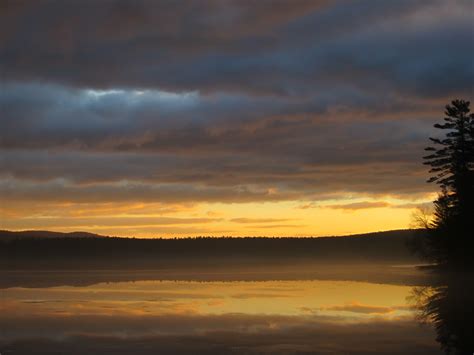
(0, 0, 472, 206)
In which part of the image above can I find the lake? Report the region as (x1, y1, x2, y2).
(0, 267, 446, 354)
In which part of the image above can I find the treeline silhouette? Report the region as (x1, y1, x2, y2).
(0, 229, 423, 270)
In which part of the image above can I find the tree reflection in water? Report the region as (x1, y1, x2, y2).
(411, 271, 474, 355)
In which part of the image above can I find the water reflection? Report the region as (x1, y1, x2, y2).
(2, 280, 415, 319)
(0, 275, 443, 354)
(411, 271, 474, 354)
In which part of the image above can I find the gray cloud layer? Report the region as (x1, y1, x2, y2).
(1, 0, 473, 206)
(1, 1, 472, 96)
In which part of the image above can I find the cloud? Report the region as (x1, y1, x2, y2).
(0, 178, 297, 204)
(0, 81, 438, 205)
(1, 1, 471, 98)
(230, 293, 292, 299)
(230, 218, 293, 224)
(0, 82, 440, 153)
(324, 201, 391, 211)
(0, 216, 221, 230)
(320, 302, 396, 314)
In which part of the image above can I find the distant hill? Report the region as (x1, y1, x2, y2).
(0, 229, 426, 270)
(0, 230, 105, 240)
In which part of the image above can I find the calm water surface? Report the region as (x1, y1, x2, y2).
(0, 272, 443, 354)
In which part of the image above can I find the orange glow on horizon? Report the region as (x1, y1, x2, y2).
(1, 195, 435, 238)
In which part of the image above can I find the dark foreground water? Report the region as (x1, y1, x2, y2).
(0, 266, 469, 354)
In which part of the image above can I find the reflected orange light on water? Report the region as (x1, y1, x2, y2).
(3, 280, 414, 320)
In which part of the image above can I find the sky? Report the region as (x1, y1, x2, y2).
(1, 0, 473, 237)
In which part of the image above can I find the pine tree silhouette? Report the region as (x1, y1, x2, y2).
(423, 99, 474, 266)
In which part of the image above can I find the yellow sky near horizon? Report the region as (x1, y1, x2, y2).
(1, 194, 435, 238)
